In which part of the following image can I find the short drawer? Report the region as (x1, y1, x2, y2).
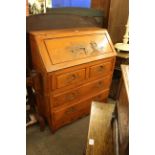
(89, 60, 113, 78)
(52, 76, 111, 108)
(52, 99, 91, 130)
(55, 68, 86, 89)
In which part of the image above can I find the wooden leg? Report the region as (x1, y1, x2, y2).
(36, 113, 45, 131)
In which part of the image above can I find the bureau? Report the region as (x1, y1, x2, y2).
(29, 27, 116, 132)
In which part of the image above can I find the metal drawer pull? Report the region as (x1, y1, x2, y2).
(67, 74, 79, 82)
(66, 91, 80, 101)
(98, 65, 105, 72)
(96, 81, 104, 89)
(65, 107, 77, 114)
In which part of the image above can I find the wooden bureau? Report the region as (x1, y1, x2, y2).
(29, 27, 116, 132)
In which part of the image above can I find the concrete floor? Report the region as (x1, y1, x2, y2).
(27, 116, 90, 155)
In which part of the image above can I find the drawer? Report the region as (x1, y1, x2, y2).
(89, 60, 113, 78)
(55, 68, 86, 89)
(52, 99, 92, 130)
(52, 76, 111, 108)
(52, 91, 108, 130)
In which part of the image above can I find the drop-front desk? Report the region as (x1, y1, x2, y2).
(29, 27, 116, 132)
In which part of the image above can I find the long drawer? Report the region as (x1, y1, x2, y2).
(51, 75, 112, 108)
(51, 91, 108, 130)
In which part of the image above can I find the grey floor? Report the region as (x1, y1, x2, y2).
(26, 99, 115, 155)
(27, 116, 90, 155)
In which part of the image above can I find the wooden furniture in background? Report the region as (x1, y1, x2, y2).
(109, 51, 129, 99)
(29, 27, 116, 132)
(116, 65, 129, 155)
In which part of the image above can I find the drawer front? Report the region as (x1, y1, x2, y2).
(56, 68, 86, 89)
(52, 91, 108, 130)
(52, 76, 111, 108)
(52, 99, 91, 130)
(89, 60, 113, 78)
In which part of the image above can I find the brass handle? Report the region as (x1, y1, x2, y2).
(66, 91, 80, 101)
(98, 65, 105, 72)
(67, 74, 79, 83)
(65, 107, 76, 114)
(95, 81, 104, 89)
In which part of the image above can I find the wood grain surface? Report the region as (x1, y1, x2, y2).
(86, 101, 115, 155)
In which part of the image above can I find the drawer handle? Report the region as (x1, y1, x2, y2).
(65, 107, 77, 114)
(95, 81, 104, 89)
(66, 91, 80, 101)
(67, 74, 79, 83)
(98, 65, 105, 72)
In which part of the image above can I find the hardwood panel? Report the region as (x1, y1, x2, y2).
(117, 65, 129, 155)
(86, 101, 115, 155)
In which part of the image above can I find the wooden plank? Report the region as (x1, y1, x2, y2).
(117, 64, 129, 155)
(121, 65, 129, 100)
(86, 101, 115, 155)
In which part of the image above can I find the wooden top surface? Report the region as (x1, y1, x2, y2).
(86, 101, 115, 155)
(30, 27, 116, 72)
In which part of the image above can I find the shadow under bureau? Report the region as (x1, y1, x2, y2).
(29, 27, 116, 132)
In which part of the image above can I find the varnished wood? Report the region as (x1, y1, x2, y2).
(86, 101, 115, 155)
(29, 28, 116, 132)
(116, 65, 129, 155)
(30, 28, 116, 72)
(52, 76, 111, 109)
(85, 65, 128, 155)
